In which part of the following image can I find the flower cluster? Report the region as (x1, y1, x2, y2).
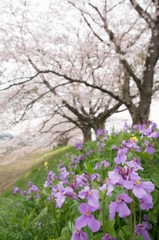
(13, 121, 159, 239)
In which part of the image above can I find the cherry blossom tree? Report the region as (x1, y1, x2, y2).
(65, 0, 159, 124)
(0, 0, 124, 143)
(1, 0, 158, 147)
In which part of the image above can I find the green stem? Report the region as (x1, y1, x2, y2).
(117, 214, 121, 240)
(139, 208, 141, 223)
(129, 204, 133, 240)
(133, 205, 136, 240)
(129, 190, 134, 240)
(102, 190, 107, 234)
(91, 231, 93, 240)
(153, 212, 158, 238)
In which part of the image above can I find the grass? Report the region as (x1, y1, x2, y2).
(0, 145, 78, 199)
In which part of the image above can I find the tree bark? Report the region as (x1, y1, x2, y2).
(81, 124, 92, 142)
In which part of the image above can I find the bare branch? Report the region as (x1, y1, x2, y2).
(82, 13, 104, 42)
(129, 0, 154, 28)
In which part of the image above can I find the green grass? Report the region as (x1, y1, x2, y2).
(0, 145, 78, 199)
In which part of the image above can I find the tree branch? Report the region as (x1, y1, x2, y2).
(129, 0, 154, 28)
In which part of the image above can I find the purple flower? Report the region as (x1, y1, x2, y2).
(44, 171, 58, 187)
(123, 121, 131, 131)
(28, 184, 39, 194)
(94, 162, 101, 170)
(34, 193, 40, 199)
(74, 141, 83, 151)
(78, 186, 100, 209)
(109, 192, 132, 220)
(122, 139, 140, 152)
(71, 156, 78, 164)
(13, 187, 20, 194)
(28, 182, 34, 187)
(99, 170, 120, 196)
(90, 173, 101, 182)
(77, 155, 84, 162)
(116, 165, 134, 181)
(76, 174, 88, 187)
(94, 160, 110, 170)
(142, 214, 152, 230)
(102, 233, 115, 240)
(98, 143, 106, 153)
(96, 129, 107, 138)
(114, 147, 128, 164)
(103, 160, 110, 168)
(132, 179, 155, 199)
(67, 177, 79, 191)
(72, 229, 88, 240)
(139, 193, 153, 210)
(55, 181, 73, 208)
(126, 158, 143, 171)
(122, 175, 155, 199)
(149, 131, 159, 139)
(75, 203, 100, 232)
(143, 140, 154, 154)
(48, 185, 58, 200)
(135, 224, 151, 240)
(112, 145, 119, 151)
(60, 167, 70, 181)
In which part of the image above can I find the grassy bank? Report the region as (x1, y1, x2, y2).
(0, 145, 78, 198)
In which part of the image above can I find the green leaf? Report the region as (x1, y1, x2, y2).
(118, 225, 133, 240)
(136, 236, 144, 240)
(93, 233, 104, 240)
(68, 221, 75, 233)
(84, 162, 95, 174)
(120, 225, 130, 236)
(151, 173, 159, 188)
(61, 226, 71, 239)
(148, 211, 158, 224)
(104, 219, 116, 237)
(40, 206, 48, 216)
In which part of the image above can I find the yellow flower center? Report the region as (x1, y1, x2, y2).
(87, 190, 91, 195)
(135, 179, 141, 185)
(104, 178, 108, 183)
(132, 158, 137, 162)
(130, 136, 138, 141)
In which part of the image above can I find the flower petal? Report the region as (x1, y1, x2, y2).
(118, 201, 130, 218)
(109, 202, 117, 220)
(75, 215, 88, 230)
(87, 215, 100, 232)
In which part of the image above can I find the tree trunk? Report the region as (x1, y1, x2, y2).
(127, 91, 152, 125)
(93, 121, 105, 133)
(81, 125, 92, 142)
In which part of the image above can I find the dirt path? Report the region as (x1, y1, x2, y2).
(0, 146, 70, 193)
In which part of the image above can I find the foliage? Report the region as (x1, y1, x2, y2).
(0, 121, 159, 240)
